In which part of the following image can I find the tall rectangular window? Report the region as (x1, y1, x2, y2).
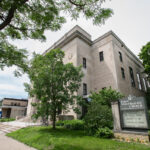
(147, 81, 150, 87)
(129, 67, 135, 87)
(121, 67, 125, 79)
(83, 83, 87, 95)
(83, 57, 86, 68)
(137, 73, 142, 90)
(143, 78, 147, 91)
(119, 52, 123, 62)
(99, 51, 104, 61)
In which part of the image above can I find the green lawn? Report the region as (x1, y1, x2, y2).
(0, 118, 15, 122)
(7, 126, 150, 150)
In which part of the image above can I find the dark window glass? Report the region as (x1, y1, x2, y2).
(99, 51, 104, 61)
(121, 67, 125, 79)
(129, 67, 135, 87)
(102, 87, 106, 90)
(83, 57, 86, 68)
(83, 83, 87, 95)
(119, 52, 123, 62)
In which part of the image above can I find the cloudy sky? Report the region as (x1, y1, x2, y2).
(0, 0, 150, 100)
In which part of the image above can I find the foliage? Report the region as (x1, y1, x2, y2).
(84, 88, 123, 135)
(56, 120, 85, 130)
(0, 0, 113, 72)
(84, 103, 113, 135)
(7, 126, 150, 150)
(139, 42, 150, 79)
(90, 87, 124, 107)
(25, 49, 83, 128)
(95, 127, 113, 138)
(0, 118, 15, 122)
(0, 37, 28, 76)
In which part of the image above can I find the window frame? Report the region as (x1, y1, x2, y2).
(99, 51, 104, 62)
(119, 51, 123, 62)
(129, 67, 136, 87)
(83, 83, 87, 95)
(121, 67, 125, 79)
(83, 57, 86, 68)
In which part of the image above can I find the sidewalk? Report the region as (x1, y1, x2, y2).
(0, 133, 36, 150)
(0, 121, 41, 150)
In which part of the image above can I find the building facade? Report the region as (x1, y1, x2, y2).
(27, 26, 149, 119)
(1, 98, 28, 119)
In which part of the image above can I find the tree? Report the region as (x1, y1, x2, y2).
(90, 87, 124, 107)
(25, 49, 83, 129)
(0, 0, 113, 72)
(139, 42, 150, 79)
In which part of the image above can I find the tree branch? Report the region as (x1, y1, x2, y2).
(68, 0, 85, 7)
(0, 0, 28, 30)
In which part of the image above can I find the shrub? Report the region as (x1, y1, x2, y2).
(84, 103, 113, 135)
(95, 127, 113, 138)
(84, 88, 123, 135)
(56, 120, 85, 130)
(56, 120, 65, 126)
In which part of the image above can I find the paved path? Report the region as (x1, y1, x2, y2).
(0, 121, 40, 150)
(0, 121, 41, 134)
(0, 133, 36, 150)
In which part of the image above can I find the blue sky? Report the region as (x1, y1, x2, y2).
(0, 0, 150, 100)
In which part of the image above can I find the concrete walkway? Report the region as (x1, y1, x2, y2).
(0, 133, 36, 150)
(0, 121, 41, 150)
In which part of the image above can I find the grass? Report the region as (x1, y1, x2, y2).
(7, 126, 150, 150)
(0, 118, 15, 122)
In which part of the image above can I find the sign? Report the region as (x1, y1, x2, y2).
(119, 95, 149, 129)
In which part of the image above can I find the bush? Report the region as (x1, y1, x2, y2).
(56, 120, 85, 130)
(84, 103, 113, 135)
(0, 118, 15, 122)
(95, 127, 114, 138)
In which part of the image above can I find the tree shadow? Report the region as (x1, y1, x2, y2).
(39, 127, 85, 139)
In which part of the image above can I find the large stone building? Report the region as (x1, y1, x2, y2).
(1, 98, 28, 119)
(27, 26, 150, 119)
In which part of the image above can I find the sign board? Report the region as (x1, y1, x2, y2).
(119, 95, 149, 129)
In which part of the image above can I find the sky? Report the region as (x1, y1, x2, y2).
(0, 0, 150, 100)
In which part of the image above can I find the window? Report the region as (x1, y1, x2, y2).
(147, 81, 150, 87)
(137, 73, 142, 90)
(121, 67, 125, 79)
(83, 83, 87, 95)
(99, 51, 104, 61)
(129, 67, 135, 87)
(143, 78, 147, 91)
(119, 52, 123, 62)
(83, 57, 86, 68)
(102, 87, 106, 90)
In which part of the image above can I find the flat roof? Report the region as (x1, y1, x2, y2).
(2, 98, 28, 102)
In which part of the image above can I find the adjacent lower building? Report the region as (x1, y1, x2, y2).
(27, 25, 150, 119)
(1, 98, 28, 119)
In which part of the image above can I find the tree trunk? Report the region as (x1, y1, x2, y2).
(52, 110, 56, 129)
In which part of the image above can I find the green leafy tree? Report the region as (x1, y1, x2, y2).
(90, 87, 124, 107)
(25, 49, 83, 129)
(139, 42, 150, 79)
(0, 0, 113, 72)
